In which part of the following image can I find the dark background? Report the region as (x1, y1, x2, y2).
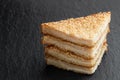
(0, 0, 120, 80)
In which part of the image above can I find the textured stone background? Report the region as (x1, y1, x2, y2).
(0, 0, 120, 80)
(0, 0, 45, 80)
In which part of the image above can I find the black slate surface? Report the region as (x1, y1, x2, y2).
(0, 0, 120, 80)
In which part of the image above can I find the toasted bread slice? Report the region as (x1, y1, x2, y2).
(45, 42, 107, 67)
(43, 25, 109, 59)
(46, 44, 107, 74)
(42, 12, 111, 47)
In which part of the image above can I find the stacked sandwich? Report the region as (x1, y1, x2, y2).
(41, 12, 111, 74)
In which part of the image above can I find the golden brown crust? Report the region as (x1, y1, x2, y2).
(41, 12, 111, 46)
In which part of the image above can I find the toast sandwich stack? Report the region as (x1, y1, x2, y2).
(41, 12, 111, 74)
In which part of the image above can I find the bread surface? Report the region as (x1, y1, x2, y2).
(42, 12, 111, 47)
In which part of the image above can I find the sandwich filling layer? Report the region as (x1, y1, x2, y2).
(43, 26, 109, 59)
(45, 42, 107, 67)
(46, 44, 107, 74)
